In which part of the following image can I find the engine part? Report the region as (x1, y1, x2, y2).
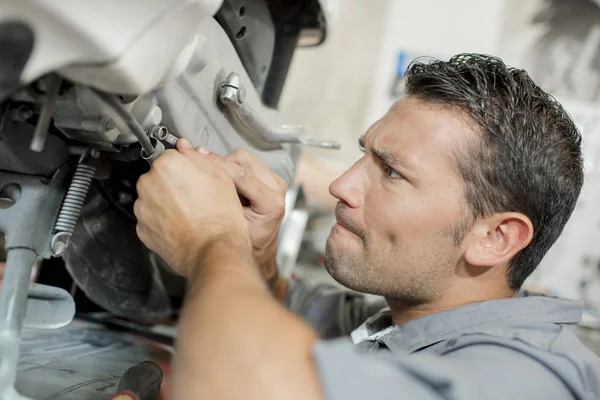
(155, 17, 300, 184)
(63, 183, 175, 321)
(0, 0, 223, 94)
(0, 117, 70, 176)
(141, 136, 166, 163)
(149, 125, 179, 147)
(215, 0, 275, 94)
(50, 162, 96, 256)
(0, 169, 75, 400)
(92, 90, 156, 156)
(219, 72, 341, 149)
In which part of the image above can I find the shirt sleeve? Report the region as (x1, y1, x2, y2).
(312, 339, 576, 400)
(283, 278, 386, 339)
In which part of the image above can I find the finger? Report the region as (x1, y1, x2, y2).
(226, 149, 287, 191)
(225, 163, 282, 215)
(176, 142, 221, 175)
(176, 137, 194, 153)
(184, 150, 279, 214)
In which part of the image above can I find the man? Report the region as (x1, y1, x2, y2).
(134, 54, 600, 399)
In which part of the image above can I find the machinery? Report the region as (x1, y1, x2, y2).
(0, 0, 338, 398)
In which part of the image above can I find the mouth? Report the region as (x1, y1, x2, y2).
(334, 219, 355, 235)
(334, 212, 361, 239)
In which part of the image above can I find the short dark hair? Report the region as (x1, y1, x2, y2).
(404, 53, 584, 290)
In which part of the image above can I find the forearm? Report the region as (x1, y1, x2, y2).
(171, 242, 322, 400)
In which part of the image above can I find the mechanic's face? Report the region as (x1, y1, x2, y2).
(325, 97, 474, 303)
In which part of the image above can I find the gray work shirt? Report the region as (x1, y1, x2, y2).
(285, 279, 600, 400)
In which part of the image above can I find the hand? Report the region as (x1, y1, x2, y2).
(134, 142, 251, 279)
(181, 146, 287, 285)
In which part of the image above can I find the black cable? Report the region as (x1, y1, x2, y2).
(92, 90, 155, 156)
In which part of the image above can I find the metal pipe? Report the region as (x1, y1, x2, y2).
(0, 248, 37, 398)
(30, 76, 61, 152)
(0, 248, 38, 336)
(92, 90, 155, 156)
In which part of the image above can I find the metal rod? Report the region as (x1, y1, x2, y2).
(0, 248, 37, 336)
(0, 248, 38, 398)
(30, 76, 61, 152)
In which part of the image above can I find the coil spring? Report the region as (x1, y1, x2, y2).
(53, 163, 96, 234)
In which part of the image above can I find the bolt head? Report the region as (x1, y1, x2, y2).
(237, 87, 246, 103)
(104, 117, 116, 130)
(89, 149, 101, 158)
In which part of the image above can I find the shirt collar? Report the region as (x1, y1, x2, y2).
(350, 293, 583, 354)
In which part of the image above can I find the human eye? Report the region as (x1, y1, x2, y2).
(384, 164, 403, 180)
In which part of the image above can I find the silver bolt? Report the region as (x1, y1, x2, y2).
(237, 86, 246, 104)
(89, 149, 101, 158)
(103, 117, 116, 131)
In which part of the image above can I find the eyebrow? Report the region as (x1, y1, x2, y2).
(358, 136, 415, 173)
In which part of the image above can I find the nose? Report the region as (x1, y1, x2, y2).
(329, 159, 365, 208)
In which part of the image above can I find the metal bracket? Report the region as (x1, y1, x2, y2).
(218, 72, 341, 150)
(0, 170, 75, 400)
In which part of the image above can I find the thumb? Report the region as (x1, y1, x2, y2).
(176, 137, 194, 153)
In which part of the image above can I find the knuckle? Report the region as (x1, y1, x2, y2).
(274, 202, 286, 217)
(136, 175, 147, 194)
(135, 224, 144, 241)
(133, 200, 141, 219)
(237, 166, 252, 181)
(233, 148, 250, 157)
(153, 150, 179, 171)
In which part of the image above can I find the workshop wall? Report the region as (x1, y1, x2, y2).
(279, 0, 388, 166)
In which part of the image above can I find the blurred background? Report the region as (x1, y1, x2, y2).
(275, 0, 600, 314)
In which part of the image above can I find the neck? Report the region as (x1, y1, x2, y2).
(386, 283, 514, 326)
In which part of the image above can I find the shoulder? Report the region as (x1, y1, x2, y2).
(439, 326, 600, 399)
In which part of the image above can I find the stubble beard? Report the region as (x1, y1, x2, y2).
(323, 235, 457, 304)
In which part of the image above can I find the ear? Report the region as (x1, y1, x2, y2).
(464, 212, 533, 267)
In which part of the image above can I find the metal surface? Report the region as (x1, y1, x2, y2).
(277, 186, 309, 278)
(215, 0, 275, 93)
(92, 90, 155, 155)
(50, 163, 96, 257)
(219, 72, 341, 150)
(0, 248, 37, 400)
(24, 284, 75, 330)
(16, 319, 173, 400)
(0, 170, 73, 399)
(140, 137, 165, 163)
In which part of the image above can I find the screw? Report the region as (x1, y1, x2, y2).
(103, 117, 116, 130)
(89, 149, 101, 158)
(9, 105, 33, 122)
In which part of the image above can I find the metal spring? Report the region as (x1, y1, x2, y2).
(53, 163, 96, 234)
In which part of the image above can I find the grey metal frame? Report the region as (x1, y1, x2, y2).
(0, 170, 76, 400)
